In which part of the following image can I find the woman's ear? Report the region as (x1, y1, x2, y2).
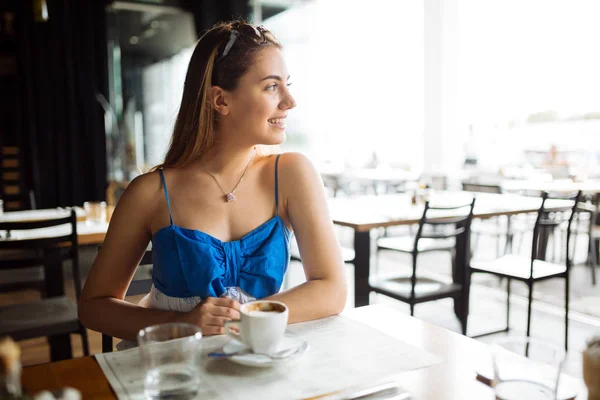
(211, 86, 230, 116)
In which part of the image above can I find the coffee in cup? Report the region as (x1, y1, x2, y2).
(224, 300, 288, 355)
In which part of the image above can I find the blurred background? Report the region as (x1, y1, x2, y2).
(2, 0, 599, 209)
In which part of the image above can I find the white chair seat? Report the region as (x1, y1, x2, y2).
(470, 254, 567, 280)
(377, 236, 455, 253)
(370, 276, 462, 301)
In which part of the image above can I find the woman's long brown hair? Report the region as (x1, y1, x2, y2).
(153, 21, 281, 170)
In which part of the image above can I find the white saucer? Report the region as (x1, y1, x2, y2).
(222, 335, 308, 368)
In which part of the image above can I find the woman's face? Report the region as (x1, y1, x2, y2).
(223, 46, 296, 145)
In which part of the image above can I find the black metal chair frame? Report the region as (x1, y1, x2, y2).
(371, 198, 476, 335)
(461, 182, 527, 256)
(101, 249, 153, 353)
(0, 210, 89, 357)
(468, 190, 581, 350)
(570, 193, 599, 285)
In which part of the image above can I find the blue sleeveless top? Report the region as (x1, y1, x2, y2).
(151, 154, 291, 299)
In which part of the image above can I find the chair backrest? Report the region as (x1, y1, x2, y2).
(0, 210, 80, 298)
(101, 248, 153, 352)
(585, 192, 600, 226)
(530, 191, 581, 271)
(462, 182, 502, 194)
(0, 145, 34, 211)
(572, 192, 599, 235)
(413, 197, 477, 253)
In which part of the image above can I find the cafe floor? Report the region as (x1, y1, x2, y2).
(4, 231, 599, 380)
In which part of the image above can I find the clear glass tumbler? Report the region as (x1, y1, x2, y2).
(492, 337, 565, 400)
(138, 323, 203, 400)
(83, 201, 106, 224)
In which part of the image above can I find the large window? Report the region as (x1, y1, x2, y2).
(105, 2, 196, 180)
(458, 0, 600, 175)
(265, 0, 424, 171)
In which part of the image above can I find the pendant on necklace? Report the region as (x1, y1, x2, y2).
(225, 193, 236, 202)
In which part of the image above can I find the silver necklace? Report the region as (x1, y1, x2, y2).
(205, 152, 255, 203)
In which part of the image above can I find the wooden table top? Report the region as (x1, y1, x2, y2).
(0, 208, 107, 246)
(329, 191, 585, 231)
(23, 356, 115, 399)
(500, 179, 600, 195)
(22, 305, 586, 400)
(0, 207, 86, 222)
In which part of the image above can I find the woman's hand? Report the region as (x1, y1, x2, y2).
(180, 297, 241, 335)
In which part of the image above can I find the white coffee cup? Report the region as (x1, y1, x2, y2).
(224, 300, 289, 355)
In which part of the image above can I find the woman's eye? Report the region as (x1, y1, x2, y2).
(267, 84, 278, 91)
(286, 82, 293, 88)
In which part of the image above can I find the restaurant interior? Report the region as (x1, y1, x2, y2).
(0, 0, 599, 399)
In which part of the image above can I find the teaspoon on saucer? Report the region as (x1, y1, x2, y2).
(208, 341, 307, 360)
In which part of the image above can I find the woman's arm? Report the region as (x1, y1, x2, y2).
(78, 173, 240, 340)
(266, 153, 347, 323)
(78, 173, 183, 340)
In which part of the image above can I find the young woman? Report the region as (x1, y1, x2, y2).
(79, 21, 346, 342)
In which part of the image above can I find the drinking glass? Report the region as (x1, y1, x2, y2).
(492, 337, 565, 400)
(138, 323, 202, 400)
(83, 201, 106, 224)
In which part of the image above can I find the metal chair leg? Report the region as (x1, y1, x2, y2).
(460, 297, 468, 336)
(565, 273, 570, 351)
(506, 278, 511, 331)
(504, 216, 513, 255)
(102, 333, 114, 353)
(80, 326, 90, 356)
(409, 253, 417, 317)
(526, 281, 534, 339)
(589, 236, 598, 286)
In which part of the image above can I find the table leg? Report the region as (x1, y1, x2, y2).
(44, 250, 73, 361)
(354, 230, 371, 307)
(453, 220, 470, 325)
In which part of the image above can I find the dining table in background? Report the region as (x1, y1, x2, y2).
(497, 179, 600, 195)
(328, 191, 585, 325)
(321, 167, 421, 196)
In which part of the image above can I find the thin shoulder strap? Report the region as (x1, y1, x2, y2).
(274, 154, 282, 215)
(158, 169, 174, 225)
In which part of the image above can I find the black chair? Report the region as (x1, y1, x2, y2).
(461, 182, 530, 256)
(469, 191, 581, 350)
(101, 249, 153, 353)
(0, 144, 35, 211)
(0, 145, 42, 294)
(371, 198, 476, 334)
(570, 193, 598, 285)
(0, 261, 46, 294)
(0, 199, 46, 296)
(0, 210, 89, 357)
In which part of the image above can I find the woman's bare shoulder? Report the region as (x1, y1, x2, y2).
(127, 170, 163, 195)
(276, 152, 318, 180)
(273, 152, 323, 202)
(117, 170, 164, 211)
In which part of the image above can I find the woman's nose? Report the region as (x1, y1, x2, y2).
(279, 91, 296, 110)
